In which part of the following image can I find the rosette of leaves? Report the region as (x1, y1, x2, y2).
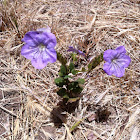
(55, 53, 85, 103)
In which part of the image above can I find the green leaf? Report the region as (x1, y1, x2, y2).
(77, 78, 85, 84)
(81, 67, 86, 72)
(60, 65, 67, 76)
(63, 94, 69, 99)
(58, 72, 63, 77)
(70, 118, 85, 132)
(69, 62, 75, 72)
(57, 88, 69, 98)
(68, 81, 78, 91)
(68, 82, 83, 94)
(88, 53, 103, 72)
(71, 53, 78, 62)
(64, 75, 72, 79)
(73, 86, 83, 94)
(57, 52, 67, 65)
(54, 77, 65, 87)
(71, 69, 78, 75)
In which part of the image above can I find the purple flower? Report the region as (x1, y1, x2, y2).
(67, 46, 85, 56)
(21, 27, 57, 69)
(103, 46, 131, 77)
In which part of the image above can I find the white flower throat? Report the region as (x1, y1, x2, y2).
(39, 44, 45, 52)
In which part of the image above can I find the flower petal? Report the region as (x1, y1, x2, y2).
(37, 26, 51, 33)
(111, 62, 125, 77)
(41, 48, 57, 63)
(35, 31, 56, 44)
(42, 32, 57, 47)
(116, 54, 131, 68)
(67, 46, 75, 52)
(67, 46, 85, 56)
(35, 33, 48, 43)
(103, 49, 118, 62)
(103, 62, 114, 75)
(78, 50, 85, 56)
(103, 62, 125, 77)
(31, 53, 48, 69)
(22, 31, 39, 46)
(46, 48, 57, 63)
(115, 46, 126, 54)
(21, 44, 38, 60)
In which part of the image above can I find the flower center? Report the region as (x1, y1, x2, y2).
(112, 58, 120, 67)
(38, 44, 45, 52)
(112, 59, 116, 63)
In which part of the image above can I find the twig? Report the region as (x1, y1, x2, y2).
(0, 104, 17, 118)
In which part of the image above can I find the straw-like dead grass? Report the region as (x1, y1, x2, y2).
(0, 0, 140, 139)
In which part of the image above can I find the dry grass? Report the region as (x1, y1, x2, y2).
(0, 0, 140, 139)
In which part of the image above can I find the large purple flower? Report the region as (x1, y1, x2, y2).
(21, 27, 57, 69)
(103, 46, 131, 77)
